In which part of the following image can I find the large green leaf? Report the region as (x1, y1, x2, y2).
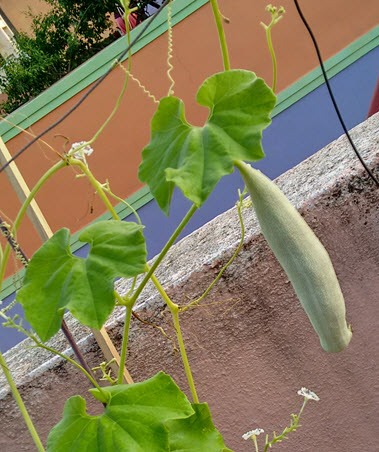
(47, 372, 194, 452)
(168, 403, 232, 451)
(17, 221, 146, 341)
(138, 70, 276, 214)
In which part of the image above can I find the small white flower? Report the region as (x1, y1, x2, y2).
(70, 141, 94, 160)
(242, 428, 264, 440)
(297, 387, 320, 401)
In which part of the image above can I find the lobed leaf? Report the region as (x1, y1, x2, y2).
(139, 69, 276, 214)
(168, 403, 232, 451)
(47, 372, 194, 452)
(17, 220, 146, 341)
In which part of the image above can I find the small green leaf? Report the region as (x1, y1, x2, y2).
(139, 70, 276, 214)
(47, 372, 194, 452)
(168, 403, 232, 451)
(17, 221, 146, 341)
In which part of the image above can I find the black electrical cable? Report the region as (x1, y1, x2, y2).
(293, 0, 379, 188)
(0, 0, 170, 175)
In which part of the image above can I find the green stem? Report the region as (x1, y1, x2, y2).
(73, 160, 139, 387)
(74, 170, 197, 390)
(182, 190, 245, 311)
(116, 205, 197, 388)
(71, 159, 119, 220)
(0, 159, 67, 289)
(210, 0, 231, 71)
(102, 185, 142, 225)
(265, 25, 277, 92)
(171, 306, 199, 403)
(150, 273, 177, 311)
(37, 342, 104, 396)
(150, 274, 199, 403)
(298, 398, 308, 417)
(130, 204, 197, 305)
(253, 436, 259, 452)
(0, 311, 103, 395)
(87, 71, 129, 146)
(261, 6, 285, 93)
(117, 303, 133, 385)
(0, 351, 45, 451)
(87, 10, 132, 146)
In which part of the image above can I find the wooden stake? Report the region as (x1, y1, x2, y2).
(0, 137, 53, 241)
(95, 328, 133, 384)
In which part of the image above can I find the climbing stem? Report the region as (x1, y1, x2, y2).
(117, 302, 133, 385)
(37, 342, 104, 396)
(130, 204, 198, 305)
(261, 6, 285, 93)
(171, 305, 199, 403)
(150, 273, 177, 311)
(0, 311, 102, 394)
(0, 351, 45, 451)
(210, 0, 231, 71)
(87, 68, 129, 146)
(102, 184, 142, 225)
(0, 159, 67, 288)
(265, 24, 277, 92)
(182, 189, 246, 311)
(150, 274, 199, 403)
(71, 159, 119, 220)
(87, 8, 133, 146)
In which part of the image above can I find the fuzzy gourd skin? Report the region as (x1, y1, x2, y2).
(235, 160, 352, 352)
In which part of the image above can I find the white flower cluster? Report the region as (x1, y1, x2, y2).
(297, 387, 320, 401)
(70, 141, 94, 161)
(242, 428, 264, 440)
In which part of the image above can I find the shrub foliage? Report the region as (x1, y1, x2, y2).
(0, 0, 117, 114)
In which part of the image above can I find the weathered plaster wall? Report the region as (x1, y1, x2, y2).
(0, 113, 378, 451)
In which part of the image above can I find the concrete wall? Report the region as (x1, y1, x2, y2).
(0, 113, 378, 451)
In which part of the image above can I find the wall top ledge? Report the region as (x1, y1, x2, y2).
(1, 112, 378, 399)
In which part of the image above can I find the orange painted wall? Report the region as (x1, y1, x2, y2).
(0, 0, 377, 274)
(0, 0, 51, 33)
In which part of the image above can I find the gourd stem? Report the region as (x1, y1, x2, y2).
(210, 0, 231, 71)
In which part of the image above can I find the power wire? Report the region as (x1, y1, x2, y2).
(0, 0, 170, 175)
(293, 0, 379, 187)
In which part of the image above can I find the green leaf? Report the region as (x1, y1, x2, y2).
(17, 221, 146, 341)
(47, 372, 194, 452)
(138, 70, 276, 214)
(168, 403, 232, 452)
